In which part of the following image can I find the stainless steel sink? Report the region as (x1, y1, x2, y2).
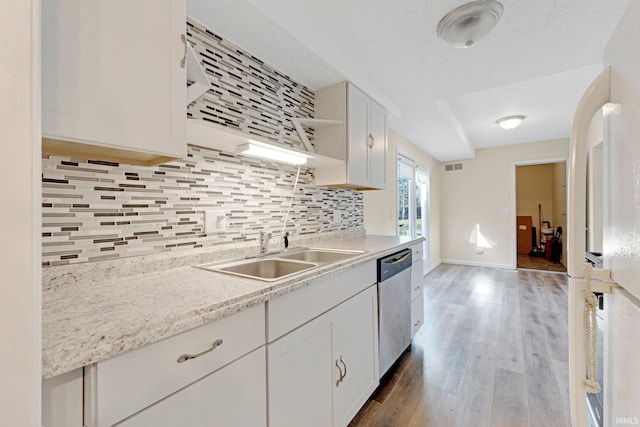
(278, 248, 365, 263)
(195, 248, 366, 282)
(197, 258, 317, 282)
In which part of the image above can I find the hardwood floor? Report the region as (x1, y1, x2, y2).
(349, 264, 571, 427)
(517, 254, 567, 273)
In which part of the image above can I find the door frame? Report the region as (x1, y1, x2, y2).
(511, 157, 568, 269)
(397, 150, 430, 272)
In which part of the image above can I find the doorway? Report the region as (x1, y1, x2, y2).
(514, 160, 567, 272)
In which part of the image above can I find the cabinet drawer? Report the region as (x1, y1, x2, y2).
(411, 293, 424, 338)
(411, 261, 423, 301)
(86, 303, 265, 427)
(267, 261, 376, 341)
(410, 242, 423, 262)
(115, 347, 267, 427)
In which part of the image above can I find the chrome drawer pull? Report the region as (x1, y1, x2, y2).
(336, 359, 344, 386)
(339, 356, 347, 379)
(177, 338, 223, 363)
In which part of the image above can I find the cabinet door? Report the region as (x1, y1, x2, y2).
(42, 369, 83, 427)
(411, 260, 424, 301)
(42, 0, 186, 161)
(115, 347, 266, 427)
(268, 315, 334, 427)
(332, 286, 379, 427)
(368, 100, 387, 190)
(347, 84, 370, 187)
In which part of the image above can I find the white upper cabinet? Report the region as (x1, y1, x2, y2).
(314, 82, 387, 190)
(41, 0, 187, 166)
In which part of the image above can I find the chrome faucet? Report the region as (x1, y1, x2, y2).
(259, 231, 271, 253)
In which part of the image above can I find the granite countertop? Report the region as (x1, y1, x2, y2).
(42, 233, 424, 378)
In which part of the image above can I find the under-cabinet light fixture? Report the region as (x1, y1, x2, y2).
(496, 115, 525, 130)
(236, 140, 308, 165)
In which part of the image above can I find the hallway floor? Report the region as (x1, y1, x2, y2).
(349, 264, 571, 427)
(517, 254, 567, 273)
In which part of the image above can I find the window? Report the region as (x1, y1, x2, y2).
(397, 155, 430, 270)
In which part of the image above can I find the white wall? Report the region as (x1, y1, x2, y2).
(440, 138, 570, 268)
(363, 129, 441, 269)
(516, 163, 556, 227)
(0, 1, 41, 426)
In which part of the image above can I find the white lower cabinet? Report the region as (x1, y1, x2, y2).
(85, 303, 266, 427)
(332, 286, 379, 426)
(115, 347, 266, 427)
(268, 314, 334, 427)
(410, 243, 425, 338)
(268, 285, 379, 427)
(48, 261, 386, 427)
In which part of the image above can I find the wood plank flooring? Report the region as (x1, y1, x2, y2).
(349, 264, 571, 427)
(517, 254, 567, 272)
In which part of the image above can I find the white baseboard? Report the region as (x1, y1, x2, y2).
(425, 260, 441, 275)
(441, 259, 515, 270)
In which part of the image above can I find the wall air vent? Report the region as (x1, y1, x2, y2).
(444, 162, 464, 172)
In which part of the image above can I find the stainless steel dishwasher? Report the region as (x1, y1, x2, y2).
(377, 248, 412, 377)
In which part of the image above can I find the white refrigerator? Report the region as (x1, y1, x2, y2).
(568, 1, 640, 426)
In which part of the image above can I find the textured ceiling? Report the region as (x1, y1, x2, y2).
(188, 0, 627, 161)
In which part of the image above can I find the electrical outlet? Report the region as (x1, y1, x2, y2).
(205, 210, 226, 234)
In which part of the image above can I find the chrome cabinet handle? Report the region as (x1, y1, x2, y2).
(368, 134, 375, 149)
(177, 338, 223, 363)
(413, 286, 421, 291)
(180, 34, 187, 69)
(414, 320, 422, 327)
(335, 359, 344, 386)
(339, 356, 347, 380)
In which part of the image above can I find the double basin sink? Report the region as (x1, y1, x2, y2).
(195, 248, 366, 282)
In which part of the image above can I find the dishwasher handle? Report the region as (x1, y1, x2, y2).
(378, 248, 412, 282)
(382, 252, 411, 265)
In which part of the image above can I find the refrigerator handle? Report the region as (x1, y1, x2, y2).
(567, 67, 611, 278)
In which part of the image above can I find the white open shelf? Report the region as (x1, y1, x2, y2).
(187, 119, 344, 168)
(291, 118, 343, 153)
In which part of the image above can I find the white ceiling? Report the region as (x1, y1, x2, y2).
(187, 0, 627, 161)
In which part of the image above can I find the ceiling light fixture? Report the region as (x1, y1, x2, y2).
(236, 140, 308, 165)
(496, 115, 525, 130)
(437, 0, 504, 49)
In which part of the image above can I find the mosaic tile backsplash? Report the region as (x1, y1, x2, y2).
(41, 19, 363, 267)
(42, 146, 363, 266)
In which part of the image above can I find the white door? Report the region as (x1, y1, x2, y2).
(41, 0, 186, 157)
(332, 286, 379, 427)
(347, 84, 370, 188)
(369, 100, 387, 190)
(268, 315, 333, 427)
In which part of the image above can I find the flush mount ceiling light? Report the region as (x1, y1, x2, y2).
(437, 0, 504, 48)
(496, 115, 525, 130)
(237, 140, 308, 165)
